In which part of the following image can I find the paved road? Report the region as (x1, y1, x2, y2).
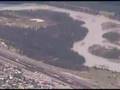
(0, 48, 96, 89)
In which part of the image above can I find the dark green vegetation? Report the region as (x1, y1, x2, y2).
(0, 10, 88, 70)
(103, 32, 120, 45)
(89, 44, 120, 60)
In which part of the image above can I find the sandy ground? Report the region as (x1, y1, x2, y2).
(70, 14, 120, 72)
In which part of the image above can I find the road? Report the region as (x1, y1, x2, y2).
(0, 48, 96, 89)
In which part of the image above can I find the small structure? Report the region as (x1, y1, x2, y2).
(30, 18, 45, 23)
